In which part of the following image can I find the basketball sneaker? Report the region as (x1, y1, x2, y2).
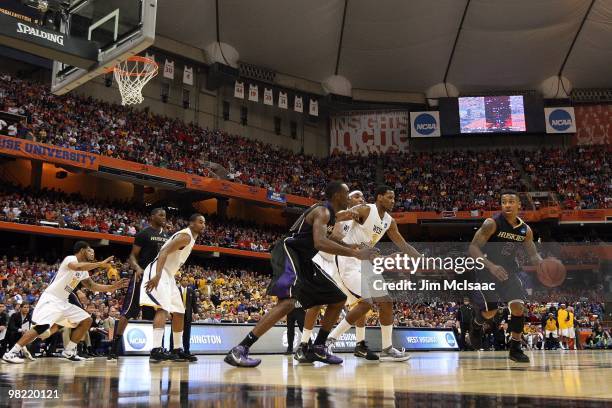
(62, 349, 86, 361)
(171, 348, 197, 362)
(379, 346, 410, 362)
(508, 339, 530, 363)
(293, 343, 313, 365)
(309, 344, 343, 365)
(354, 341, 379, 360)
(224, 346, 261, 368)
(2, 351, 24, 364)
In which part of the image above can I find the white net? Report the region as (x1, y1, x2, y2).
(111, 57, 158, 105)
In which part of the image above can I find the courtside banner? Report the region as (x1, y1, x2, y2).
(545, 107, 576, 133)
(0, 134, 99, 170)
(330, 111, 409, 155)
(410, 111, 441, 138)
(122, 322, 458, 354)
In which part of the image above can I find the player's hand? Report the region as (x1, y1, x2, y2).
(134, 268, 144, 281)
(101, 256, 114, 266)
(355, 247, 380, 261)
(113, 278, 130, 290)
(489, 264, 508, 281)
(146, 275, 162, 292)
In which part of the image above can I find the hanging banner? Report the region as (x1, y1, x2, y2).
(278, 92, 288, 109)
(410, 111, 441, 137)
(263, 88, 273, 106)
(309, 99, 319, 116)
(183, 66, 193, 86)
(545, 107, 576, 134)
(234, 81, 244, 99)
(163, 59, 175, 80)
(294, 96, 303, 113)
(330, 111, 410, 154)
(573, 105, 611, 145)
(248, 84, 259, 102)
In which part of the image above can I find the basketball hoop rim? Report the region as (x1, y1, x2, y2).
(105, 56, 158, 77)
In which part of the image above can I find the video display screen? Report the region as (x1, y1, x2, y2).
(459, 96, 526, 133)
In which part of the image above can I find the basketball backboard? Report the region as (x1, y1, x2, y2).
(50, 0, 156, 95)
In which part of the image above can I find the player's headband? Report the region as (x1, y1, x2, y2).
(349, 190, 363, 198)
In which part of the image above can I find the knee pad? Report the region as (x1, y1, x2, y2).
(508, 314, 525, 334)
(34, 324, 50, 336)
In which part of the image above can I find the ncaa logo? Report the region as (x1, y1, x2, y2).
(414, 113, 437, 136)
(549, 109, 572, 132)
(445, 333, 456, 347)
(127, 328, 147, 350)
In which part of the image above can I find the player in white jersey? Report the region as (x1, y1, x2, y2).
(140, 213, 205, 363)
(326, 185, 421, 361)
(2, 241, 128, 363)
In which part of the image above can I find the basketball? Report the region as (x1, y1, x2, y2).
(536, 258, 566, 287)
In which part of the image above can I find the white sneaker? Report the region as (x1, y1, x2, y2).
(62, 350, 86, 361)
(2, 351, 25, 364)
(379, 346, 411, 362)
(21, 348, 36, 361)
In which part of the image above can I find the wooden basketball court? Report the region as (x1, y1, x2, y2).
(1, 351, 610, 407)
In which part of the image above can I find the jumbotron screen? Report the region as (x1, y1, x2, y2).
(459, 95, 526, 133)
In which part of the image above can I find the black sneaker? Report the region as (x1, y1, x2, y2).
(284, 348, 293, 355)
(185, 351, 198, 362)
(509, 340, 530, 363)
(293, 343, 313, 365)
(150, 347, 171, 363)
(170, 348, 191, 362)
(354, 341, 379, 360)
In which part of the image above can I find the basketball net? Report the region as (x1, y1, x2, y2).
(108, 56, 158, 105)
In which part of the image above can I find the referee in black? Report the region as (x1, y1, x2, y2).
(108, 208, 168, 359)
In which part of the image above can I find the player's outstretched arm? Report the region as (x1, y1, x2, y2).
(523, 226, 544, 266)
(146, 233, 191, 292)
(81, 277, 129, 293)
(68, 256, 114, 272)
(311, 207, 377, 260)
(386, 219, 421, 258)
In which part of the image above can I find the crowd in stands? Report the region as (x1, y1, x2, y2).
(0, 183, 282, 252)
(1, 75, 609, 211)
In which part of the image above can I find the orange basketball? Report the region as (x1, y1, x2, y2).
(536, 258, 566, 288)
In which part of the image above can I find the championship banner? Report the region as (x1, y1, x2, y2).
(330, 111, 410, 154)
(234, 81, 244, 99)
(182, 66, 194, 86)
(278, 91, 288, 109)
(545, 107, 576, 134)
(263, 88, 273, 105)
(248, 84, 259, 102)
(573, 104, 611, 145)
(163, 59, 175, 80)
(309, 99, 319, 116)
(0, 134, 99, 170)
(410, 111, 441, 137)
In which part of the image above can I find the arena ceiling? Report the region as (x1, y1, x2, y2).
(156, 0, 612, 93)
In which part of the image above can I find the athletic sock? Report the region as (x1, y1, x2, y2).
(152, 328, 164, 349)
(329, 319, 351, 341)
(173, 331, 183, 350)
(314, 329, 330, 346)
(65, 341, 78, 352)
(356, 326, 366, 343)
(9, 344, 22, 354)
(300, 328, 312, 344)
(381, 325, 393, 349)
(239, 331, 258, 348)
